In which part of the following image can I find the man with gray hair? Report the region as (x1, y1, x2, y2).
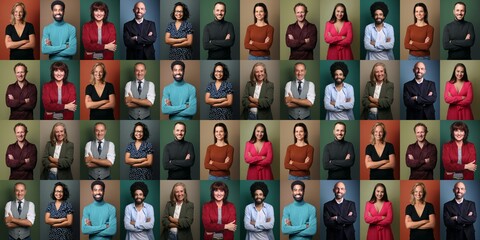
(124, 62, 156, 120)
(4, 182, 35, 240)
(284, 62, 315, 120)
(84, 122, 116, 180)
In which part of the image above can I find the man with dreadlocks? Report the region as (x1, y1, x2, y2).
(124, 181, 155, 240)
(364, 1, 395, 60)
(244, 182, 274, 240)
(324, 62, 355, 120)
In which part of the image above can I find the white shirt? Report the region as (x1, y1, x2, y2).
(125, 79, 156, 105)
(4, 199, 35, 225)
(370, 29, 389, 60)
(51, 142, 63, 174)
(250, 82, 263, 114)
(131, 206, 148, 239)
(170, 202, 183, 233)
(84, 139, 116, 165)
(370, 82, 383, 114)
(331, 89, 349, 120)
(284, 79, 316, 105)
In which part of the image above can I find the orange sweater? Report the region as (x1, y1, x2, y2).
(283, 144, 314, 177)
(404, 24, 434, 57)
(204, 144, 234, 177)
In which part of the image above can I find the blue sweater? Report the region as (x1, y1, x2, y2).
(282, 201, 317, 239)
(41, 20, 77, 60)
(161, 80, 197, 120)
(82, 201, 117, 239)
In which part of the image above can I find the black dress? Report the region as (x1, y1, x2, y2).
(85, 82, 115, 120)
(405, 202, 435, 240)
(365, 142, 395, 179)
(5, 22, 35, 60)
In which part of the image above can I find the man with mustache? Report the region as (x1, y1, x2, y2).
(443, 181, 477, 240)
(363, 1, 395, 60)
(244, 182, 274, 240)
(324, 62, 354, 120)
(403, 61, 437, 120)
(323, 181, 356, 240)
(322, 122, 355, 180)
(162, 60, 197, 120)
(203, 1, 235, 60)
(124, 62, 156, 120)
(282, 180, 317, 239)
(123, 1, 157, 60)
(443, 2, 475, 60)
(163, 122, 195, 180)
(124, 182, 155, 240)
(81, 180, 117, 239)
(41, 0, 77, 60)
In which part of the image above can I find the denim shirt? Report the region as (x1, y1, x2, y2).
(244, 202, 275, 240)
(324, 82, 355, 120)
(124, 202, 155, 240)
(364, 22, 395, 60)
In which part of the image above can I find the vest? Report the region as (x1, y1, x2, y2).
(129, 80, 151, 119)
(89, 140, 111, 180)
(9, 200, 31, 239)
(288, 80, 311, 119)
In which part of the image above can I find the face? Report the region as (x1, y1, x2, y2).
(333, 124, 345, 141)
(415, 125, 427, 143)
(214, 65, 224, 80)
(254, 189, 265, 204)
(54, 125, 65, 143)
(254, 65, 265, 82)
(334, 182, 346, 200)
(374, 65, 385, 82)
(93, 66, 104, 82)
(292, 184, 304, 202)
(455, 66, 465, 81)
(213, 3, 225, 21)
(454, 182, 466, 200)
(134, 64, 146, 80)
(374, 9, 385, 24)
(15, 66, 27, 82)
(173, 124, 185, 141)
(255, 126, 265, 141)
(15, 125, 27, 143)
(54, 185, 64, 200)
(294, 126, 305, 141)
(93, 9, 105, 22)
(335, 6, 345, 21)
(15, 184, 26, 201)
(215, 126, 225, 141)
(375, 186, 385, 201)
(54, 69, 65, 82)
(294, 5, 306, 23)
(453, 3, 465, 21)
(294, 64, 306, 81)
(14, 6, 24, 22)
(255, 6, 265, 21)
(374, 125, 384, 142)
(453, 129, 465, 142)
(91, 184, 104, 202)
(413, 62, 426, 80)
(413, 185, 423, 202)
(95, 124, 106, 141)
(334, 69, 345, 84)
(134, 189, 145, 204)
(133, 2, 146, 20)
(214, 188, 225, 202)
(174, 185, 185, 202)
(174, 5, 184, 20)
(134, 125, 144, 140)
(52, 4, 64, 22)
(172, 64, 184, 81)
(414, 6, 425, 21)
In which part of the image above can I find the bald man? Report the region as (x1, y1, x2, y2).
(403, 61, 437, 120)
(443, 181, 477, 240)
(323, 182, 356, 240)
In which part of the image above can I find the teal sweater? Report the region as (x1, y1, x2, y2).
(282, 201, 317, 239)
(41, 20, 77, 60)
(161, 80, 197, 120)
(82, 201, 117, 239)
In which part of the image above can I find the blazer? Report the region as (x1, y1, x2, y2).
(323, 199, 356, 240)
(82, 21, 116, 60)
(442, 141, 476, 180)
(123, 19, 156, 60)
(161, 201, 194, 240)
(443, 199, 477, 240)
(41, 141, 74, 180)
(361, 81, 394, 120)
(403, 79, 436, 120)
(202, 201, 236, 240)
(42, 81, 77, 120)
(241, 81, 274, 120)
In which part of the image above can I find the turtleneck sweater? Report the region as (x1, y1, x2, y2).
(81, 200, 117, 240)
(41, 20, 77, 60)
(161, 79, 197, 120)
(281, 200, 317, 239)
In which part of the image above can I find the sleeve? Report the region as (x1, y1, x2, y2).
(442, 143, 465, 172)
(334, 86, 355, 110)
(404, 25, 412, 50)
(136, 21, 157, 45)
(457, 201, 476, 225)
(258, 82, 274, 109)
(41, 143, 51, 169)
(323, 203, 337, 228)
(336, 201, 356, 225)
(42, 26, 66, 54)
(258, 142, 273, 167)
(97, 205, 117, 236)
(378, 82, 394, 109)
(377, 202, 393, 226)
(42, 83, 65, 112)
(177, 85, 197, 117)
(202, 203, 224, 232)
(82, 23, 103, 52)
(58, 26, 77, 57)
(361, 83, 372, 109)
(124, 206, 141, 232)
(248, 25, 274, 51)
(375, 25, 395, 50)
(26, 202, 35, 225)
(416, 81, 437, 106)
(57, 143, 74, 169)
(364, 25, 380, 52)
(209, 146, 234, 171)
(364, 202, 381, 224)
(450, 23, 475, 48)
(443, 203, 461, 230)
(298, 24, 317, 51)
(306, 82, 316, 105)
(324, 86, 340, 113)
(298, 205, 317, 236)
(256, 205, 274, 230)
(410, 25, 434, 51)
(161, 86, 186, 115)
(82, 206, 107, 234)
(5, 145, 22, 169)
(241, 83, 251, 109)
(405, 144, 423, 168)
(281, 206, 306, 234)
(17, 144, 37, 171)
(289, 146, 314, 171)
(177, 202, 194, 229)
(244, 205, 260, 232)
(444, 82, 460, 104)
(146, 82, 156, 105)
(135, 205, 154, 230)
(123, 22, 136, 48)
(285, 24, 304, 48)
(324, 22, 340, 44)
(456, 82, 473, 107)
(244, 142, 258, 164)
(106, 142, 115, 164)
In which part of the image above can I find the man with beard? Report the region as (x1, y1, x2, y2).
(284, 62, 316, 120)
(285, 3, 317, 60)
(281, 180, 317, 239)
(322, 122, 355, 180)
(323, 181, 356, 240)
(364, 1, 395, 60)
(244, 182, 274, 240)
(161, 182, 194, 240)
(6, 123, 37, 180)
(203, 2, 235, 60)
(405, 123, 437, 180)
(84, 122, 116, 180)
(6, 63, 37, 120)
(443, 2, 475, 60)
(443, 181, 477, 240)
(82, 180, 117, 239)
(123, 1, 157, 60)
(324, 62, 354, 120)
(41, 0, 77, 60)
(124, 62, 156, 120)
(124, 182, 155, 240)
(163, 122, 195, 180)
(4, 182, 35, 240)
(403, 62, 437, 120)
(162, 60, 197, 120)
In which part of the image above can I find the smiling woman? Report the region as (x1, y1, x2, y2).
(45, 182, 74, 240)
(5, 2, 35, 60)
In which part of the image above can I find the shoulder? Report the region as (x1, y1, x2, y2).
(383, 22, 394, 29)
(405, 203, 413, 210)
(305, 202, 317, 211)
(385, 142, 394, 148)
(124, 19, 135, 26)
(106, 202, 116, 211)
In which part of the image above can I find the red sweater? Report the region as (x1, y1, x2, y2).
(42, 81, 76, 120)
(283, 144, 314, 177)
(244, 24, 274, 57)
(204, 144, 234, 177)
(442, 141, 476, 180)
(202, 201, 236, 240)
(82, 21, 116, 60)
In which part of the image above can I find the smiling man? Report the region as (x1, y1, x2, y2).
(324, 62, 354, 120)
(443, 181, 477, 240)
(203, 1, 235, 60)
(282, 180, 317, 239)
(364, 1, 394, 60)
(6, 123, 37, 180)
(123, 1, 157, 60)
(443, 2, 475, 60)
(82, 180, 117, 240)
(84, 122, 116, 180)
(285, 3, 317, 60)
(403, 62, 437, 120)
(323, 181, 356, 240)
(322, 122, 355, 180)
(284, 62, 316, 120)
(244, 182, 274, 240)
(124, 182, 155, 240)
(124, 62, 156, 120)
(6, 63, 37, 120)
(163, 122, 196, 180)
(4, 182, 35, 240)
(405, 123, 437, 180)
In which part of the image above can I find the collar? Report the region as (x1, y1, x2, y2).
(296, 79, 305, 83)
(415, 78, 424, 84)
(17, 199, 24, 203)
(53, 20, 65, 26)
(335, 198, 344, 204)
(16, 79, 29, 87)
(135, 18, 144, 24)
(375, 81, 384, 86)
(136, 79, 145, 83)
(455, 198, 464, 204)
(97, 139, 105, 144)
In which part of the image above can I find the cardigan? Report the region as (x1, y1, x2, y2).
(82, 21, 116, 60)
(202, 201, 236, 240)
(42, 81, 76, 120)
(161, 201, 194, 240)
(361, 81, 394, 120)
(442, 141, 476, 180)
(241, 81, 274, 120)
(40, 141, 74, 180)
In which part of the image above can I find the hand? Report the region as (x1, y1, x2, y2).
(25, 158, 30, 163)
(447, 92, 452, 97)
(466, 34, 471, 40)
(131, 36, 138, 41)
(130, 220, 135, 226)
(185, 103, 189, 108)
(288, 34, 294, 40)
(348, 211, 353, 216)
(247, 152, 252, 157)
(249, 40, 253, 45)
(285, 93, 293, 103)
(285, 218, 291, 226)
(250, 220, 255, 226)
(224, 220, 236, 231)
(165, 99, 172, 106)
(468, 211, 473, 216)
(289, 160, 293, 165)
(367, 211, 372, 217)
(8, 94, 14, 100)
(345, 154, 350, 160)
(168, 216, 177, 223)
(85, 218, 91, 226)
(330, 216, 337, 221)
(411, 96, 417, 101)
(264, 37, 270, 43)
(465, 160, 477, 172)
(306, 223, 309, 228)
(8, 154, 14, 160)
(327, 32, 332, 37)
(305, 156, 310, 163)
(148, 32, 153, 36)
(424, 37, 430, 43)
(125, 93, 133, 103)
(428, 91, 433, 96)
(386, 38, 391, 42)
(146, 218, 151, 222)
(304, 38, 310, 43)
(408, 154, 414, 160)
(65, 100, 77, 112)
(425, 158, 430, 163)
(346, 98, 351, 102)
(225, 156, 230, 163)
(45, 38, 51, 46)
(451, 216, 458, 221)
(85, 153, 93, 164)
(225, 34, 231, 40)
(105, 40, 117, 51)
(409, 40, 413, 45)
(185, 154, 190, 160)
(65, 44, 69, 49)
(5, 213, 13, 223)
(330, 101, 335, 106)
(106, 224, 109, 228)
(25, 98, 30, 103)
(370, 40, 376, 46)
(209, 160, 213, 165)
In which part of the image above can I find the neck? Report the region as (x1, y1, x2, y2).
(215, 200, 223, 206)
(335, 82, 344, 88)
(335, 198, 344, 203)
(375, 22, 383, 28)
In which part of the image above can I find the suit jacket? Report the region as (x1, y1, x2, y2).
(161, 201, 194, 240)
(323, 199, 356, 240)
(361, 81, 394, 120)
(403, 79, 436, 120)
(443, 199, 477, 240)
(241, 81, 274, 120)
(42, 81, 76, 120)
(82, 21, 116, 60)
(123, 19, 156, 60)
(41, 141, 74, 179)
